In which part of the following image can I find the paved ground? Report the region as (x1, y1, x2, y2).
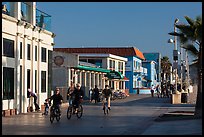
(2, 93, 202, 135)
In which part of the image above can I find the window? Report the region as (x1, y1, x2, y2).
(35, 46, 37, 61)
(27, 44, 30, 60)
(3, 38, 14, 58)
(48, 50, 52, 95)
(109, 60, 112, 69)
(3, 67, 14, 100)
(20, 42, 22, 59)
(41, 47, 46, 62)
(41, 71, 46, 93)
(88, 59, 102, 67)
(113, 60, 115, 70)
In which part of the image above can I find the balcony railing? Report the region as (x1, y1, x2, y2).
(21, 2, 32, 23)
(3, 2, 51, 32)
(36, 8, 51, 31)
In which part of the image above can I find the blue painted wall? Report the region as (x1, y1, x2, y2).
(142, 61, 157, 88)
(143, 53, 161, 83)
(125, 56, 147, 94)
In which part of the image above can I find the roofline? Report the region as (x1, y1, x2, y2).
(79, 53, 127, 61)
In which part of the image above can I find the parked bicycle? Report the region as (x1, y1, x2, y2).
(112, 90, 127, 100)
(67, 103, 83, 119)
(50, 104, 61, 123)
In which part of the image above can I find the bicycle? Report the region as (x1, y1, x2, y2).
(103, 97, 109, 115)
(67, 102, 83, 119)
(50, 104, 61, 123)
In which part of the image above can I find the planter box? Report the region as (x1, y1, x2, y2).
(41, 104, 45, 112)
(3, 110, 11, 117)
(10, 109, 16, 115)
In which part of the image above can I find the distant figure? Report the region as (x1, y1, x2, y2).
(150, 85, 155, 97)
(28, 89, 40, 111)
(156, 85, 161, 98)
(89, 88, 94, 102)
(93, 85, 100, 103)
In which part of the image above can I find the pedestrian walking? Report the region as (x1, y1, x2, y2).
(150, 85, 155, 97)
(156, 85, 161, 98)
(93, 85, 100, 103)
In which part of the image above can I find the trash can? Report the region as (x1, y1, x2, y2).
(181, 93, 188, 103)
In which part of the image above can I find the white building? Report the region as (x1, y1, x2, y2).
(2, 2, 55, 115)
(52, 51, 128, 100)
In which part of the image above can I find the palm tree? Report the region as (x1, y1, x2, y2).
(169, 16, 202, 118)
(161, 56, 172, 84)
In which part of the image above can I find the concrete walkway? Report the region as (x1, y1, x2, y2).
(2, 94, 202, 135)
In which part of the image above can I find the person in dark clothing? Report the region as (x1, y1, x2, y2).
(102, 85, 112, 110)
(70, 83, 84, 113)
(28, 89, 40, 111)
(49, 88, 63, 114)
(93, 85, 100, 103)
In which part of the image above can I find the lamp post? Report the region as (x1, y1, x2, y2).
(168, 18, 179, 94)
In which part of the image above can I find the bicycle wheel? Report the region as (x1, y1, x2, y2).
(56, 108, 61, 122)
(67, 106, 72, 119)
(50, 111, 54, 123)
(76, 105, 83, 118)
(106, 106, 109, 114)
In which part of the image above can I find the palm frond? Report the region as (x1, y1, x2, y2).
(181, 44, 199, 57)
(184, 16, 195, 26)
(168, 32, 184, 36)
(176, 25, 196, 41)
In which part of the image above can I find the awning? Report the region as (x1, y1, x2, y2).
(72, 65, 110, 73)
(72, 65, 124, 79)
(123, 76, 129, 81)
(106, 71, 124, 79)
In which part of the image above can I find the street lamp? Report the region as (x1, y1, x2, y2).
(168, 18, 179, 94)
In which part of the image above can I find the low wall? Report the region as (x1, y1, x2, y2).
(134, 88, 152, 94)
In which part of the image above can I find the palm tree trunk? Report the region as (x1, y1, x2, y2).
(194, 43, 202, 118)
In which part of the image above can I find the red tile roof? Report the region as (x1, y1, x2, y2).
(54, 47, 145, 60)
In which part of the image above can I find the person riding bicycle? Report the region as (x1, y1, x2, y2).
(102, 85, 112, 110)
(70, 83, 84, 113)
(67, 81, 75, 107)
(49, 88, 63, 115)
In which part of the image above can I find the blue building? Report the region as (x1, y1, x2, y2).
(143, 53, 161, 84)
(142, 60, 157, 88)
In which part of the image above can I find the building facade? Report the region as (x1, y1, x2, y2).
(54, 47, 148, 94)
(52, 51, 127, 100)
(143, 52, 161, 84)
(2, 2, 55, 115)
(142, 61, 157, 88)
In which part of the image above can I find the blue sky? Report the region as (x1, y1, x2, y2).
(37, 2, 202, 63)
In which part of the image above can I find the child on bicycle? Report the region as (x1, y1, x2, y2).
(42, 98, 49, 115)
